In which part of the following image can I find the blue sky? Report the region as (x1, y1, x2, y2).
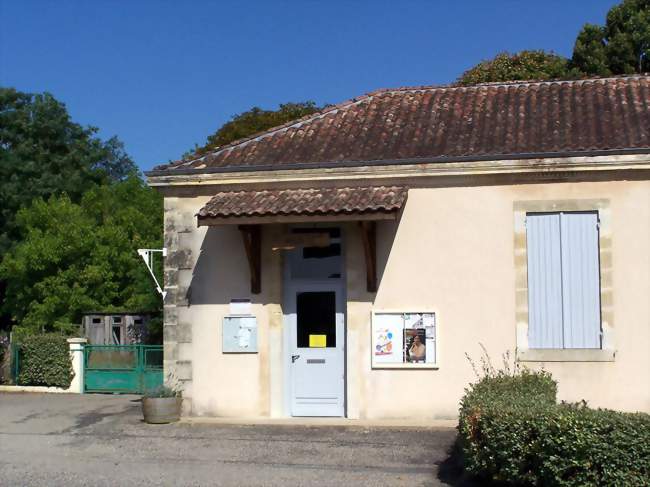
(1, 0, 619, 171)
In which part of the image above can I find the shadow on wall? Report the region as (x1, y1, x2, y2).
(186, 226, 257, 306)
(345, 218, 400, 304)
(185, 218, 401, 308)
(375, 218, 399, 300)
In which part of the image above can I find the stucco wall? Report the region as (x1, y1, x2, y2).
(164, 194, 284, 416)
(164, 179, 650, 418)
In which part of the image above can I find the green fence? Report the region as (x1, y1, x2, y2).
(84, 344, 163, 394)
(10, 344, 21, 384)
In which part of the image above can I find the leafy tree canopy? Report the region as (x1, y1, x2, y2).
(456, 50, 582, 85)
(572, 0, 650, 75)
(0, 175, 162, 335)
(0, 87, 137, 255)
(193, 101, 322, 156)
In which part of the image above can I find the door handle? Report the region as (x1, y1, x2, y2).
(291, 354, 300, 363)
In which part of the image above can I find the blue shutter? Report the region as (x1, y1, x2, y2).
(526, 214, 564, 348)
(560, 212, 601, 348)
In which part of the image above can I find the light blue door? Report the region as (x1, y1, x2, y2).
(287, 282, 345, 417)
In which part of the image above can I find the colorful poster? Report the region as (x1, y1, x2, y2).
(372, 314, 404, 364)
(374, 328, 394, 355)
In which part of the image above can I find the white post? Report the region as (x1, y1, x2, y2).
(67, 338, 87, 394)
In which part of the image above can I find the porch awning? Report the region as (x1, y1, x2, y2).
(196, 186, 408, 225)
(196, 186, 407, 294)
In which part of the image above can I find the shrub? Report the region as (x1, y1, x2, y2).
(16, 334, 74, 388)
(143, 385, 180, 398)
(458, 358, 650, 486)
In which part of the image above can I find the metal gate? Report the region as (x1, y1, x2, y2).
(84, 345, 163, 394)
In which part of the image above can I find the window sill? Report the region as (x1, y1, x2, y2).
(517, 349, 615, 362)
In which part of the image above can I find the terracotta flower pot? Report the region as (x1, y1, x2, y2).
(142, 397, 182, 424)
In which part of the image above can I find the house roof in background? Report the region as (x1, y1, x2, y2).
(151, 75, 650, 176)
(196, 186, 407, 221)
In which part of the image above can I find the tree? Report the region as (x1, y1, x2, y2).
(194, 101, 322, 155)
(572, 0, 650, 75)
(456, 50, 582, 85)
(0, 176, 163, 335)
(572, 24, 612, 76)
(0, 88, 137, 256)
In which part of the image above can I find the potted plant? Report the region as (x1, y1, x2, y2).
(142, 380, 182, 424)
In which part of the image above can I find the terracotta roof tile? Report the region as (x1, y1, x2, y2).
(154, 76, 650, 174)
(196, 186, 408, 220)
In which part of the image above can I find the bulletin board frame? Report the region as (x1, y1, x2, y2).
(222, 315, 258, 353)
(371, 310, 439, 369)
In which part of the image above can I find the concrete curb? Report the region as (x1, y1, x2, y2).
(181, 416, 457, 429)
(0, 385, 72, 394)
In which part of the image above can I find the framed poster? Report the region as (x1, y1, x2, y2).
(371, 311, 437, 369)
(223, 315, 258, 353)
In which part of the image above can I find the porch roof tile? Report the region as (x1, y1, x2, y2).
(196, 186, 408, 220)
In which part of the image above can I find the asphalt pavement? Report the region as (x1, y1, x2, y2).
(0, 392, 474, 486)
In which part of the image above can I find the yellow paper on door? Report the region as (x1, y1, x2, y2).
(309, 334, 327, 348)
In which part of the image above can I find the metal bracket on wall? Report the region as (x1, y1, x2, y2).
(137, 248, 168, 299)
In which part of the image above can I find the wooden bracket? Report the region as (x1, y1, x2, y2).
(359, 221, 377, 293)
(238, 225, 261, 294)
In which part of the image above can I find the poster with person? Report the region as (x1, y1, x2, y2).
(403, 328, 426, 363)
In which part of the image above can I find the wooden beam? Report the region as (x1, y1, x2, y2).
(270, 232, 330, 251)
(359, 221, 377, 293)
(198, 211, 397, 226)
(238, 225, 261, 294)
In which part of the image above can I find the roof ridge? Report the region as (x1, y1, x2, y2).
(368, 73, 650, 94)
(163, 73, 650, 170)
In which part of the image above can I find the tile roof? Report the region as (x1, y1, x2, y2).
(153, 76, 650, 175)
(196, 186, 408, 221)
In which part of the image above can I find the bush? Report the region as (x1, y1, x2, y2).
(143, 385, 180, 398)
(16, 334, 74, 388)
(458, 361, 650, 486)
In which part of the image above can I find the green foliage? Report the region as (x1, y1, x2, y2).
(16, 334, 73, 388)
(458, 361, 650, 486)
(456, 50, 581, 85)
(0, 175, 162, 334)
(458, 1, 649, 85)
(573, 0, 650, 75)
(143, 384, 181, 398)
(572, 24, 612, 76)
(194, 101, 322, 155)
(0, 87, 137, 256)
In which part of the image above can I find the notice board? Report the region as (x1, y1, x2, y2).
(371, 311, 437, 368)
(222, 315, 258, 353)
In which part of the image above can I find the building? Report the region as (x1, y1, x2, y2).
(145, 76, 650, 419)
(82, 312, 150, 345)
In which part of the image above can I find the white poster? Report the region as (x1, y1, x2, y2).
(422, 313, 436, 365)
(372, 313, 403, 364)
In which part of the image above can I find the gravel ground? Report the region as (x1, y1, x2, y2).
(0, 392, 474, 486)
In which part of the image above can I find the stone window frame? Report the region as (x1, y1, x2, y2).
(513, 199, 615, 362)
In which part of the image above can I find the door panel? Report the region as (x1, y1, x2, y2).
(288, 284, 344, 417)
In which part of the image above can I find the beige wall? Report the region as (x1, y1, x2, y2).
(164, 179, 650, 418)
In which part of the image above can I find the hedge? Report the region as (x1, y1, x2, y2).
(458, 370, 650, 486)
(17, 334, 74, 388)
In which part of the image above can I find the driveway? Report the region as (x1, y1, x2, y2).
(0, 393, 472, 486)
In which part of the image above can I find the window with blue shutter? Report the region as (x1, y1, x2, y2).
(526, 212, 602, 349)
